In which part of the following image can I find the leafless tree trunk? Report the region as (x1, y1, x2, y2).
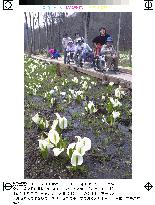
(32, 13, 35, 53)
(51, 13, 56, 48)
(38, 12, 41, 53)
(83, 13, 91, 43)
(117, 12, 122, 55)
(29, 12, 33, 54)
(45, 13, 49, 52)
(57, 13, 62, 50)
(49, 14, 52, 48)
(58, 22, 61, 50)
(24, 12, 30, 55)
(48, 12, 54, 48)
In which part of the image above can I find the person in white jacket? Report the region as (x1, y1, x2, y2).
(74, 39, 93, 64)
(82, 42, 93, 63)
(66, 41, 76, 52)
(62, 33, 72, 64)
(74, 32, 85, 45)
(66, 41, 76, 61)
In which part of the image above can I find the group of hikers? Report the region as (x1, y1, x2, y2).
(48, 27, 118, 72)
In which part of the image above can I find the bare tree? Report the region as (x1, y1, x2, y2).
(48, 13, 52, 48)
(24, 12, 30, 55)
(50, 13, 59, 48)
(37, 12, 41, 52)
(58, 15, 61, 50)
(32, 13, 36, 53)
(48, 12, 55, 48)
(29, 12, 33, 54)
(44, 12, 49, 52)
(83, 12, 91, 43)
(117, 12, 122, 54)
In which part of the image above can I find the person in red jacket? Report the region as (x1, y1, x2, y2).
(92, 27, 111, 58)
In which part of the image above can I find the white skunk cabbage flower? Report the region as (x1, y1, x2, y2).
(45, 120, 49, 128)
(109, 82, 114, 86)
(71, 150, 83, 166)
(102, 95, 105, 100)
(39, 118, 49, 129)
(54, 86, 58, 91)
(87, 101, 97, 113)
(102, 115, 107, 123)
(76, 141, 86, 156)
(55, 113, 67, 129)
(51, 119, 58, 130)
(67, 142, 76, 156)
(75, 136, 91, 152)
(32, 113, 40, 124)
(65, 79, 68, 83)
(73, 90, 84, 100)
(72, 77, 78, 83)
(49, 89, 55, 95)
(76, 90, 83, 96)
(88, 101, 94, 110)
(82, 81, 88, 90)
(109, 97, 122, 107)
(112, 111, 120, 119)
(38, 138, 54, 151)
(53, 148, 64, 156)
(60, 92, 66, 96)
(82, 137, 91, 151)
(69, 89, 74, 95)
(81, 76, 85, 80)
(51, 98, 55, 106)
(115, 88, 121, 98)
(48, 129, 60, 146)
(86, 77, 90, 81)
(115, 86, 125, 98)
(91, 81, 96, 86)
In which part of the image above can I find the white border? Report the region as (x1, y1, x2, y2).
(0, 0, 155, 204)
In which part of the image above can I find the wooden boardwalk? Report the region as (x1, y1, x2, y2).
(31, 55, 132, 89)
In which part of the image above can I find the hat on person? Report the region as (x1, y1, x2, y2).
(106, 37, 113, 42)
(68, 40, 73, 43)
(77, 38, 82, 43)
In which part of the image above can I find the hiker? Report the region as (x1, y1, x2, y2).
(74, 38, 84, 62)
(48, 48, 61, 60)
(74, 39, 94, 64)
(48, 48, 55, 58)
(66, 40, 75, 61)
(82, 42, 93, 64)
(66, 40, 75, 53)
(92, 27, 111, 58)
(53, 49, 61, 60)
(74, 32, 85, 45)
(62, 33, 72, 64)
(100, 37, 119, 71)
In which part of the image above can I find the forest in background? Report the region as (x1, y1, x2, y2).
(24, 12, 132, 54)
